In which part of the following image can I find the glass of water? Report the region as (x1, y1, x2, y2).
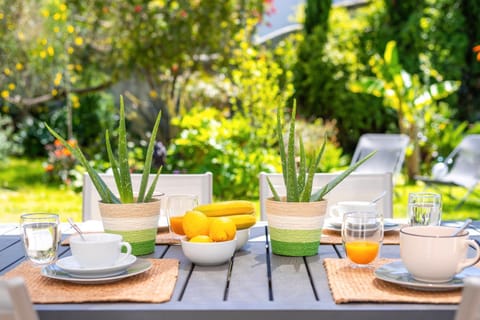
(20, 213, 60, 266)
(407, 192, 442, 226)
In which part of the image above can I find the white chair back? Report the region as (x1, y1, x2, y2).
(0, 277, 39, 320)
(454, 277, 480, 320)
(82, 172, 213, 221)
(259, 172, 393, 220)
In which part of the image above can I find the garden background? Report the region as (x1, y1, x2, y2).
(1, 0, 480, 222)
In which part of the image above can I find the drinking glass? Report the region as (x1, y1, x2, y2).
(20, 213, 60, 266)
(407, 192, 442, 226)
(166, 195, 199, 235)
(342, 211, 383, 268)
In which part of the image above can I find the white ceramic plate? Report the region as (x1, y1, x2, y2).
(324, 219, 399, 233)
(42, 258, 151, 284)
(55, 254, 137, 278)
(374, 261, 480, 291)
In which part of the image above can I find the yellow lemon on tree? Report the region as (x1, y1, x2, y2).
(189, 235, 213, 243)
(209, 217, 236, 242)
(182, 210, 210, 239)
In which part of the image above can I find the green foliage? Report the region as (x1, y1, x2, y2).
(46, 96, 162, 204)
(0, 114, 18, 160)
(166, 107, 279, 200)
(268, 104, 376, 202)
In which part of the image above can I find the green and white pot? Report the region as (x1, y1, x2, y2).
(99, 198, 161, 256)
(265, 198, 327, 256)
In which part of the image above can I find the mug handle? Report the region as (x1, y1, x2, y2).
(457, 240, 480, 273)
(116, 241, 133, 263)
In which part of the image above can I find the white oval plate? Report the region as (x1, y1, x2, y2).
(55, 254, 137, 278)
(324, 219, 399, 233)
(42, 258, 151, 284)
(374, 260, 480, 291)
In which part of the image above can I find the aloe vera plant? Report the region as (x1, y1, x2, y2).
(45, 96, 162, 204)
(267, 103, 375, 202)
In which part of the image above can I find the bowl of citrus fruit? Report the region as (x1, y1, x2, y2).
(180, 201, 257, 265)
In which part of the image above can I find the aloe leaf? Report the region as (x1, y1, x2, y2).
(276, 107, 288, 194)
(137, 109, 162, 202)
(286, 103, 298, 202)
(300, 155, 315, 202)
(45, 123, 120, 204)
(267, 177, 281, 201)
(311, 151, 377, 201)
(105, 130, 122, 199)
(144, 166, 162, 202)
(118, 96, 133, 203)
(298, 136, 306, 196)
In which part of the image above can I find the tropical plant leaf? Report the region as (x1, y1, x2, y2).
(137, 109, 162, 202)
(267, 176, 281, 201)
(144, 166, 163, 202)
(311, 151, 376, 201)
(300, 136, 326, 202)
(297, 135, 306, 196)
(117, 96, 133, 203)
(45, 123, 120, 204)
(276, 107, 287, 195)
(105, 130, 122, 200)
(286, 103, 298, 202)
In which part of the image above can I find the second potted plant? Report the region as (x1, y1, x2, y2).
(266, 103, 375, 256)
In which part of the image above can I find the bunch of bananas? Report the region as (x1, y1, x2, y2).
(193, 200, 257, 230)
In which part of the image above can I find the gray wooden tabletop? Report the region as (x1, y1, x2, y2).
(2, 222, 477, 320)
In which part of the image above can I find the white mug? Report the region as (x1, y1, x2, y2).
(329, 201, 377, 221)
(70, 233, 132, 269)
(400, 226, 480, 283)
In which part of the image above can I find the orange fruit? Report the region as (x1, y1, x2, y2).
(209, 217, 236, 242)
(189, 235, 213, 243)
(182, 210, 210, 239)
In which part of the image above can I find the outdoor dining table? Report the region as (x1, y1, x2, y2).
(1, 220, 479, 320)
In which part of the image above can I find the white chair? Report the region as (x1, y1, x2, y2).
(258, 172, 393, 220)
(82, 172, 213, 221)
(351, 133, 410, 179)
(0, 277, 39, 320)
(454, 276, 480, 320)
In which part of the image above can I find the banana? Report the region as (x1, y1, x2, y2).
(194, 200, 255, 217)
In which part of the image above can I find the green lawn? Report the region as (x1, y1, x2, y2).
(1, 157, 479, 223)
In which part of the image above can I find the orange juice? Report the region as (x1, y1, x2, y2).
(169, 216, 185, 235)
(345, 241, 379, 264)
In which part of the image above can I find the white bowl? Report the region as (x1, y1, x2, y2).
(181, 238, 236, 266)
(235, 228, 250, 250)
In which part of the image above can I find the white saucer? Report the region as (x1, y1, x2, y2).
(42, 258, 151, 284)
(56, 254, 137, 278)
(324, 219, 399, 233)
(374, 261, 480, 291)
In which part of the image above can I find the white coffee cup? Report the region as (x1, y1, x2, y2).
(400, 226, 480, 283)
(329, 201, 377, 221)
(70, 233, 132, 269)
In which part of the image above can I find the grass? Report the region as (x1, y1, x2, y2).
(1, 157, 479, 223)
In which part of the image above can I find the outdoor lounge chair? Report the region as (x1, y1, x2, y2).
(82, 172, 213, 221)
(415, 134, 480, 209)
(0, 277, 39, 320)
(350, 133, 410, 181)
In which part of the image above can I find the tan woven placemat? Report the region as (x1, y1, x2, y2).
(1, 259, 179, 304)
(324, 258, 462, 304)
(321, 229, 400, 245)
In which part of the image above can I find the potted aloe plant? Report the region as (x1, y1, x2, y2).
(265, 103, 375, 256)
(46, 96, 163, 255)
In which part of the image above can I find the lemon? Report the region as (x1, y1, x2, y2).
(209, 217, 236, 242)
(182, 210, 210, 239)
(189, 235, 213, 243)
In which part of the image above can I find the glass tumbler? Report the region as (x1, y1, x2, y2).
(342, 211, 383, 268)
(20, 213, 60, 266)
(166, 194, 199, 235)
(407, 192, 442, 226)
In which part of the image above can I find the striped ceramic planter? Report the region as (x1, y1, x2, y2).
(266, 198, 327, 256)
(99, 198, 161, 256)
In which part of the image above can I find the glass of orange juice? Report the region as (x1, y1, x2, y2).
(341, 211, 383, 268)
(166, 195, 199, 236)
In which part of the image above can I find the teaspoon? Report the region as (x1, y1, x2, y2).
(451, 218, 472, 236)
(67, 217, 86, 241)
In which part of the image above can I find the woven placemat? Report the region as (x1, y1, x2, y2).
(1, 259, 179, 304)
(321, 229, 400, 245)
(324, 258, 462, 304)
